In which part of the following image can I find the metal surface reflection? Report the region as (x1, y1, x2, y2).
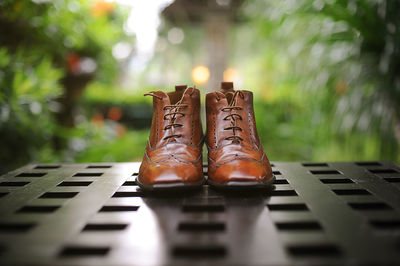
(0, 161, 400, 265)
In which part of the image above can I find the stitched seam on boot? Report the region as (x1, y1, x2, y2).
(213, 112, 217, 147)
(206, 142, 254, 152)
(172, 154, 202, 165)
(148, 141, 201, 151)
(247, 110, 254, 147)
(191, 108, 194, 144)
(146, 145, 202, 164)
(156, 103, 158, 142)
(145, 149, 202, 165)
(208, 154, 264, 169)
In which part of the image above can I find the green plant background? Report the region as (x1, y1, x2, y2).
(0, 0, 399, 174)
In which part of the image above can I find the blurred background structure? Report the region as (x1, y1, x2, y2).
(0, 0, 399, 174)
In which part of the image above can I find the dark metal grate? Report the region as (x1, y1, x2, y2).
(0, 161, 399, 265)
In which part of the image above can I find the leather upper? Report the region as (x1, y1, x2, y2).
(138, 86, 204, 186)
(206, 82, 273, 184)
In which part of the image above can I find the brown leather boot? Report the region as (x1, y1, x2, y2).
(205, 82, 275, 189)
(137, 85, 205, 191)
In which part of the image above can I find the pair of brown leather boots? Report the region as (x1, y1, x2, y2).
(137, 82, 274, 191)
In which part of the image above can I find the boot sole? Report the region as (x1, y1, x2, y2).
(135, 176, 205, 192)
(207, 175, 276, 190)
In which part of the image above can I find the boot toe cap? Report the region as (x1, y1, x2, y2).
(138, 162, 203, 186)
(210, 159, 273, 185)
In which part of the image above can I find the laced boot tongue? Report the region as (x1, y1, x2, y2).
(164, 86, 192, 143)
(220, 82, 236, 104)
(221, 89, 244, 144)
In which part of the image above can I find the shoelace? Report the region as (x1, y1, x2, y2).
(144, 91, 188, 141)
(222, 90, 244, 143)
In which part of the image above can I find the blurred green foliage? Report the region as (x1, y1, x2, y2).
(0, 0, 399, 174)
(0, 0, 129, 81)
(237, 0, 400, 162)
(84, 82, 152, 105)
(0, 48, 63, 172)
(0, 0, 133, 173)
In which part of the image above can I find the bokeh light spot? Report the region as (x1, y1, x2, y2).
(191, 65, 210, 85)
(223, 68, 238, 82)
(167, 27, 184, 44)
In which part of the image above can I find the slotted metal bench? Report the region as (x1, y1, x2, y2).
(0, 161, 399, 265)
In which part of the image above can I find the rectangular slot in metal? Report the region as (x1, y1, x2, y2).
(302, 163, 329, 167)
(310, 170, 341, 175)
(73, 173, 103, 177)
(112, 191, 143, 197)
(172, 245, 227, 258)
(178, 222, 226, 232)
(34, 165, 60, 169)
(369, 169, 398, 174)
(348, 202, 392, 210)
(267, 203, 309, 211)
(39, 192, 79, 199)
(384, 177, 400, 183)
(287, 244, 342, 257)
(355, 162, 382, 166)
(320, 178, 354, 184)
(369, 220, 400, 229)
(122, 181, 137, 186)
(276, 221, 322, 231)
(15, 173, 46, 177)
(99, 206, 139, 212)
(58, 181, 93, 186)
(268, 190, 298, 196)
(274, 179, 289, 185)
(332, 189, 371, 195)
(0, 223, 36, 232)
(59, 246, 110, 257)
(87, 165, 112, 169)
(0, 181, 30, 187)
(82, 223, 128, 231)
(17, 205, 60, 213)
